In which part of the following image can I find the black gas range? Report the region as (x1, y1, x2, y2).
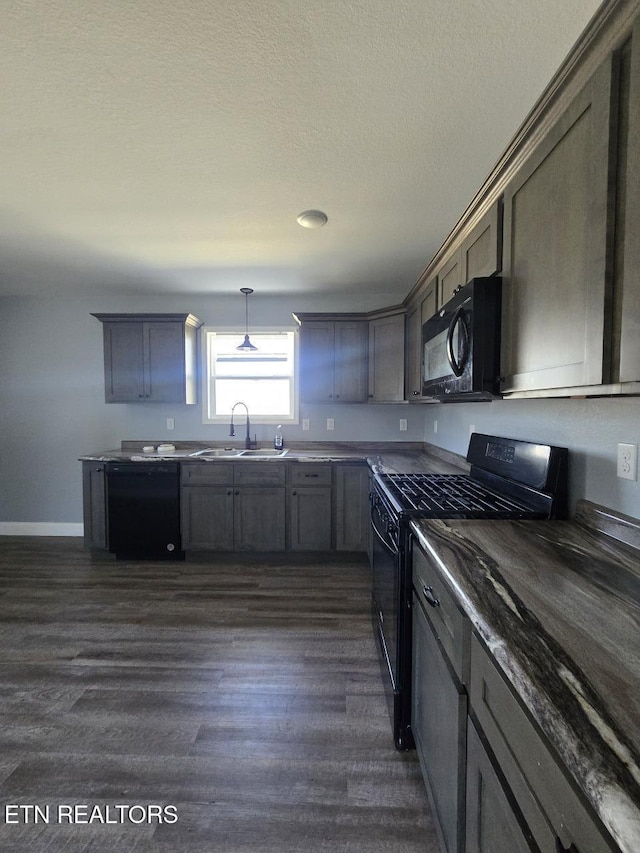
(370, 433, 568, 750)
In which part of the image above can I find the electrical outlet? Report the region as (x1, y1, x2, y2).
(166, 417, 175, 431)
(326, 418, 335, 431)
(399, 419, 407, 432)
(433, 420, 438, 434)
(617, 443, 638, 481)
(302, 418, 310, 431)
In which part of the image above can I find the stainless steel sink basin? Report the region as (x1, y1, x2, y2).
(238, 448, 288, 457)
(189, 448, 243, 458)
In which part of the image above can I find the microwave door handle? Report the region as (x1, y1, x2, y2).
(446, 306, 468, 377)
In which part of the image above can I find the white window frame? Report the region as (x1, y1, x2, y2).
(202, 326, 299, 425)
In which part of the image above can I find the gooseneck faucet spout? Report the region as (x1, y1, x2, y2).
(230, 401, 253, 449)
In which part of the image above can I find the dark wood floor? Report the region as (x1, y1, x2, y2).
(0, 537, 438, 852)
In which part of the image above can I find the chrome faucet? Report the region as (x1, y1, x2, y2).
(230, 401, 254, 449)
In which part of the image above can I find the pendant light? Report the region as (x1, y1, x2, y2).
(237, 287, 257, 351)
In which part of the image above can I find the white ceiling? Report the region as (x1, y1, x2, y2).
(1, 0, 603, 305)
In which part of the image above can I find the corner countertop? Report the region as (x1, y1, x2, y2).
(410, 507, 640, 853)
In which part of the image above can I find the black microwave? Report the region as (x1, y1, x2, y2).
(422, 277, 502, 401)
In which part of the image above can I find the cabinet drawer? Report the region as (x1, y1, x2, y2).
(412, 543, 470, 684)
(470, 634, 615, 853)
(234, 463, 286, 486)
(180, 463, 234, 485)
(288, 463, 332, 486)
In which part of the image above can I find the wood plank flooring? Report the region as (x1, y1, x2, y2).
(0, 538, 438, 852)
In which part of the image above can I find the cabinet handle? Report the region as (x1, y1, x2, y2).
(422, 584, 440, 608)
(304, 473, 319, 478)
(292, 490, 297, 496)
(555, 841, 579, 853)
(138, 394, 144, 398)
(226, 490, 232, 496)
(234, 491, 239, 496)
(335, 394, 340, 398)
(413, 390, 420, 396)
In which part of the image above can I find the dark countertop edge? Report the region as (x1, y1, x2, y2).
(410, 515, 640, 852)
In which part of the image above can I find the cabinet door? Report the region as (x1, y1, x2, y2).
(145, 322, 186, 402)
(334, 464, 369, 552)
(82, 462, 107, 549)
(501, 56, 616, 394)
(289, 487, 332, 550)
(438, 251, 463, 308)
(460, 201, 502, 283)
(619, 20, 640, 383)
(103, 322, 145, 402)
(334, 321, 368, 402)
(465, 720, 532, 853)
(299, 322, 335, 402)
(412, 594, 467, 853)
(406, 278, 438, 400)
(368, 313, 405, 402)
(181, 486, 234, 550)
(234, 487, 286, 551)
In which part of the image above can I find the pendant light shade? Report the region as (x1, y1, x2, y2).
(237, 287, 257, 351)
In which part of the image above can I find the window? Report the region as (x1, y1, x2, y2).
(203, 329, 298, 424)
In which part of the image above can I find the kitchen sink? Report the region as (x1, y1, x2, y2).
(189, 448, 243, 458)
(238, 448, 288, 457)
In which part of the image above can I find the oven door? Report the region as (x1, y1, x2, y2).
(371, 493, 400, 691)
(370, 490, 413, 749)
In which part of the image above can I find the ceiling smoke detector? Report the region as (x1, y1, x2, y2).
(296, 210, 328, 229)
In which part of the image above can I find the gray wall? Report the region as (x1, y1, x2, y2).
(422, 398, 640, 517)
(1, 291, 639, 524)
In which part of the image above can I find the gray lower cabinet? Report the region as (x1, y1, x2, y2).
(465, 719, 533, 853)
(412, 543, 470, 853)
(334, 464, 370, 552)
(469, 634, 617, 853)
(82, 461, 107, 549)
(289, 464, 332, 550)
(412, 591, 467, 853)
(181, 463, 286, 551)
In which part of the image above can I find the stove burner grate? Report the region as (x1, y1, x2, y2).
(382, 473, 536, 517)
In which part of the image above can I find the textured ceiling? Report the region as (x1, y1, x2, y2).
(1, 0, 603, 305)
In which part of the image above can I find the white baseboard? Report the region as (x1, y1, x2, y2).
(0, 522, 84, 537)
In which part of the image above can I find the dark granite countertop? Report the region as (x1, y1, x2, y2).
(410, 504, 640, 853)
(78, 441, 469, 472)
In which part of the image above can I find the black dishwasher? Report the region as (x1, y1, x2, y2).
(106, 462, 184, 560)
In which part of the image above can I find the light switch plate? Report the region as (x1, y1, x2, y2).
(617, 443, 637, 480)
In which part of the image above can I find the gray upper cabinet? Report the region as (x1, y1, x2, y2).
(92, 313, 202, 404)
(436, 201, 502, 309)
(500, 55, 616, 394)
(368, 311, 405, 402)
(298, 320, 368, 403)
(437, 251, 463, 309)
(618, 20, 640, 385)
(405, 277, 437, 400)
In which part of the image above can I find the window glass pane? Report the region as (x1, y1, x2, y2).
(215, 355, 290, 378)
(215, 378, 291, 417)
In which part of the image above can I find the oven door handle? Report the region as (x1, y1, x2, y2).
(370, 507, 399, 557)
